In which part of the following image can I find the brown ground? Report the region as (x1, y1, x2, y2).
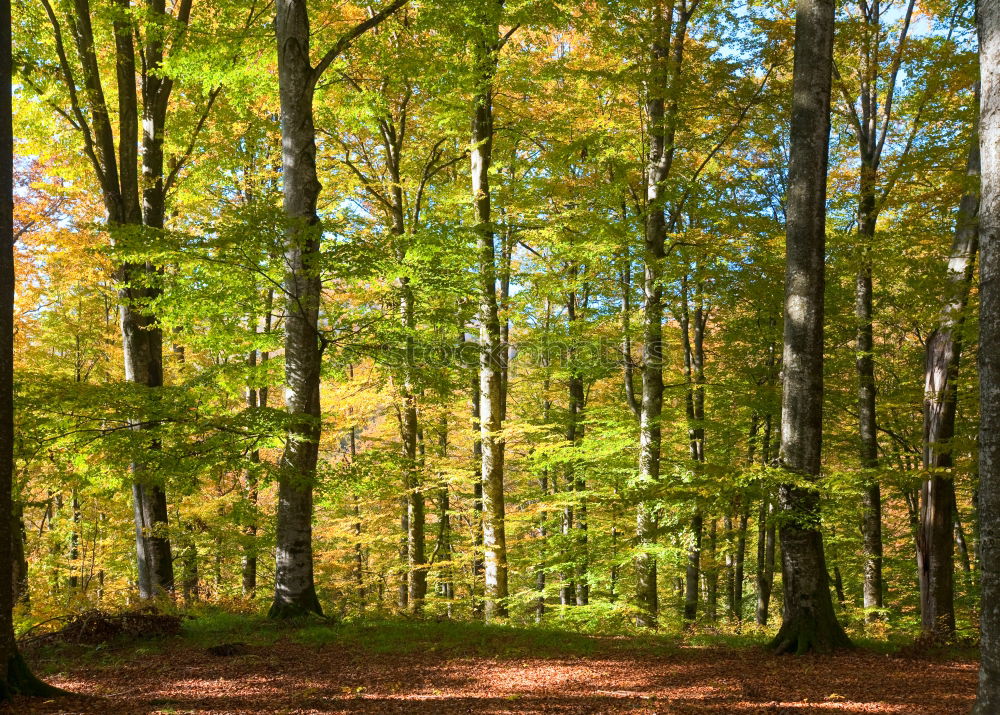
(2, 639, 977, 714)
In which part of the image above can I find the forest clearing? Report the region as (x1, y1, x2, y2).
(2, 0, 1000, 711)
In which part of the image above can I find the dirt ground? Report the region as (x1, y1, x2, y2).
(3, 639, 978, 714)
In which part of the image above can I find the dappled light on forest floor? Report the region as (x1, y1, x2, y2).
(3, 637, 977, 713)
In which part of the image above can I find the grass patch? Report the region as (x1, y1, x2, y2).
(181, 607, 280, 648)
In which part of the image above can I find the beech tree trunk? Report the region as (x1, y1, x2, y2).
(0, 10, 58, 694)
(271, 0, 324, 618)
(470, 3, 508, 621)
(706, 519, 718, 622)
(242, 347, 260, 598)
(974, 4, 1000, 708)
(756, 493, 776, 625)
(39, 0, 203, 599)
(270, 0, 405, 618)
(770, 0, 850, 655)
(919, 140, 980, 638)
(635, 0, 692, 627)
(680, 273, 706, 623)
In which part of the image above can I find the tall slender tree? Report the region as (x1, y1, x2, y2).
(632, 0, 694, 628)
(270, 0, 407, 618)
(919, 139, 980, 638)
(29, 0, 223, 597)
(469, 0, 510, 621)
(834, 0, 917, 623)
(770, 0, 851, 655)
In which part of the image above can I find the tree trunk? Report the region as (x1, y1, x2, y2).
(919, 140, 980, 638)
(856, 165, 883, 625)
(471, 371, 484, 617)
(270, 0, 406, 620)
(756, 494, 776, 625)
(770, 0, 850, 655)
(734, 507, 748, 623)
(181, 520, 199, 604)
(684, 512, 703, 622)
(435, 419, 453, 614)
(706, 519, 718, 622)
(401, 284, 426, 612)
(68, 490, 80, 590)
(270, 0, 325, 618)
(0, 12, 59, 693)
(635, 2, 692, 627)
(470, 5, 508, 621)
(11, 502, 27, 605)
(974, 4, 1000, 707)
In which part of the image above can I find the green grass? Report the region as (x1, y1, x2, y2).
(41, 606, 977, 680)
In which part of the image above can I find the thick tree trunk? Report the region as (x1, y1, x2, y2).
(0, 11, 59, 694)
(270, 0, 406, 620)
(975, 5, 1000, 708)
(919, 140, 980, 638)
(771, 0, 850, 655)
(270, 0, 324, 618)
(471, 6, 508, 621)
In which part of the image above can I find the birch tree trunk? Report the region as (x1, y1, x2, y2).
(974, 3, 1000, 707)
(918, 140, 980, 638)
(770, 0, 850, 654)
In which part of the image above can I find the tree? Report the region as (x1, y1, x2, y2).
(833, 0, 918, 623)
(770, 0, 851, 655)
(632, 0, 695, 629)
(469, 0, 509, 621)
(974, 0, 1000, 708)
(25, 0, 217, 598)
(0, 0, 61, 696)
(919, 139, 979, 638)
(270, 0, 407, 618)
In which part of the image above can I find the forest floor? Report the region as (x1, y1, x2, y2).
(3, 614, 979, 714)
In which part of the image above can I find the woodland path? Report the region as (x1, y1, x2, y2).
(3, 634, 977, 714)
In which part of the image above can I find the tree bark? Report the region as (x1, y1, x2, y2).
(919, 140, 980, 638)
(756, 493, 776, 625)
(975, 3, 1000, 708)
(0, 7, 60, 694)
(269, 0, 407, 619)
(40, 0, 193, 599)
(470, 3, 508, 621)
(270, 0, 324, 618)
(635, 0, 692, 628)
(770, 0, 850, 655)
